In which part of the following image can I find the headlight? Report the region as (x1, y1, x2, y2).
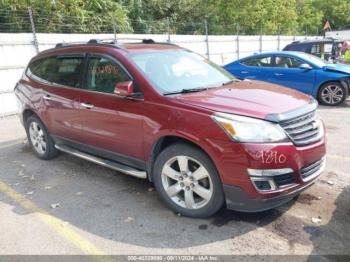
(213, 112, 289, 143)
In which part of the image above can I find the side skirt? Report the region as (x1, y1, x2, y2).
(55, 144, 147, 179)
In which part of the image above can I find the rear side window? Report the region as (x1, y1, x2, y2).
(310, 44, 320, 55)
(285, 44, 309, 52)
(241, 56, 272, 67)
(28, 57, 55, 82)
(27, 56, 84, 88)
(85, 56, 130, 94)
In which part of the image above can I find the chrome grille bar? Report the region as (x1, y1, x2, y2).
(279, 111, 322, 146)
(300, 157, 326, 182)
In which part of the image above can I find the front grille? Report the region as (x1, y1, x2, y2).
(273, 172, 296, 187)
(301, 157, 326, 181)
(279, 111, 322, 146)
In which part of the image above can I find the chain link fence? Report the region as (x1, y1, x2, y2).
(0, 7, 322, 116)
(0, 7, 322, 42)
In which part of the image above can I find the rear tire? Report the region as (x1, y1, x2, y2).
(318, 82, 348, 106)
(25, 115, 58, 160)
(153, 143, 224, 218)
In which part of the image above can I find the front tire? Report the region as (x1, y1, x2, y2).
(318, 82, 348, 106)
(153, 143, 224, 218)
(26, 115, 58, 160)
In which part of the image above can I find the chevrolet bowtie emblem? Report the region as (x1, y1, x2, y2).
(311, 121, 319, 129)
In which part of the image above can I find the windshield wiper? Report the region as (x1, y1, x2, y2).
(222, 79, 240, 86)
(163, 79, 240, 95)
(163, 87, 209, 95)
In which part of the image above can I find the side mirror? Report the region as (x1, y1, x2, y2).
(299, 63, 312, 70)
(114, 81, 134, 97)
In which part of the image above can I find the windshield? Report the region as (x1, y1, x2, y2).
(296, 53, 329, 67)
(128, 50, 236, 94)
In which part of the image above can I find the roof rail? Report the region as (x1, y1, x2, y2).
(55, 41, 87, 48)
(116, 38, 179, 46)
(54, 38, 175, 50)
(87, 38, 155, 44)
(142, 39, 155, 44)
(87, 38, 116, 44)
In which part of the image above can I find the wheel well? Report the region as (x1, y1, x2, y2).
(147, 136, 207, 182)
(317, 80, 348, 97)
(23, 109, 36, 124)
(318, 80, 342, 93)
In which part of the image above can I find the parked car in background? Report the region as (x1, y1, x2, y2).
(283, 38, 343, 63)
(15, 40, 326, 218)
(224, 51, 350, 106)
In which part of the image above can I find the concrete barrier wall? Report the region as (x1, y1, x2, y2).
(0, 33, 318, 116)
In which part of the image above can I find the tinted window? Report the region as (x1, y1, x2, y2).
(28, 57, 55, 82)
(285, 44, 309, 52)
(85, 56, 130, 94)
(310, 44, 320, 54)
(274, 56, 306, 68)
(242, 56, 272, 67)
(28, 56, 84, 88)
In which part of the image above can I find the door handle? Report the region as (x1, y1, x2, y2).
(80, 102, 94, 109)
(43, 95, 53, 101)
(274, 73, 284, 76)
(241, 71, 249, 74)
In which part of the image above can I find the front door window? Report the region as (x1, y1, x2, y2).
(85, 56, 130, 94)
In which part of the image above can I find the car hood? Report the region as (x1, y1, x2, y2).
(175, 80, 313, 121)
(323, 64, 350, 75)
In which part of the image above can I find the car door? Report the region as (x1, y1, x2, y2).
(78, 53, 145, 168)
(237, 55, 274, 81)
(268, 55, 315, 94)
(27, 54, 85, 142)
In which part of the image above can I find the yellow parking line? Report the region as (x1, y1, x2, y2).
(0, 181, 106, 256)
(327, 154, 350, 161)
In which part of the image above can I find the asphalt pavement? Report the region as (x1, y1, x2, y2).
(0, 102, 349, 258)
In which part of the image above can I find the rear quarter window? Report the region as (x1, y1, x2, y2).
(285, 44, 309, 52)
(27, 55, 84, 88)
(27, 57, 55, 83)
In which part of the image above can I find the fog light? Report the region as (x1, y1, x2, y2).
(247, 168, 293, 192)
(254, 180, 272, 191)
(250, 177, 277, 191)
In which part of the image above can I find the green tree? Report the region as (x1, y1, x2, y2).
(119, 0, 206, 34)
(296, 0, 324, 35)
(0, 0, 131, 33)
(1, 0, 350, 35)
(206, 0, 299, 35)
(315, 0, 350, 31)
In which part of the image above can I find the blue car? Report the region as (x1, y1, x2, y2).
(224, 51, 350, 106)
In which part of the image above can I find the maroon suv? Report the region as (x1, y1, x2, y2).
(15, 39, 326, 217)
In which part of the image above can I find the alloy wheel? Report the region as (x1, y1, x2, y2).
(321, 84, 344, 105)
(29, 121, 47, 155)
(161, 156, 213, 209)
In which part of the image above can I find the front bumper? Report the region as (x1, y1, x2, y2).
(223, 156, 325, 212)
(207, 137, 326, 212)
(223, 182, 313, 212)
